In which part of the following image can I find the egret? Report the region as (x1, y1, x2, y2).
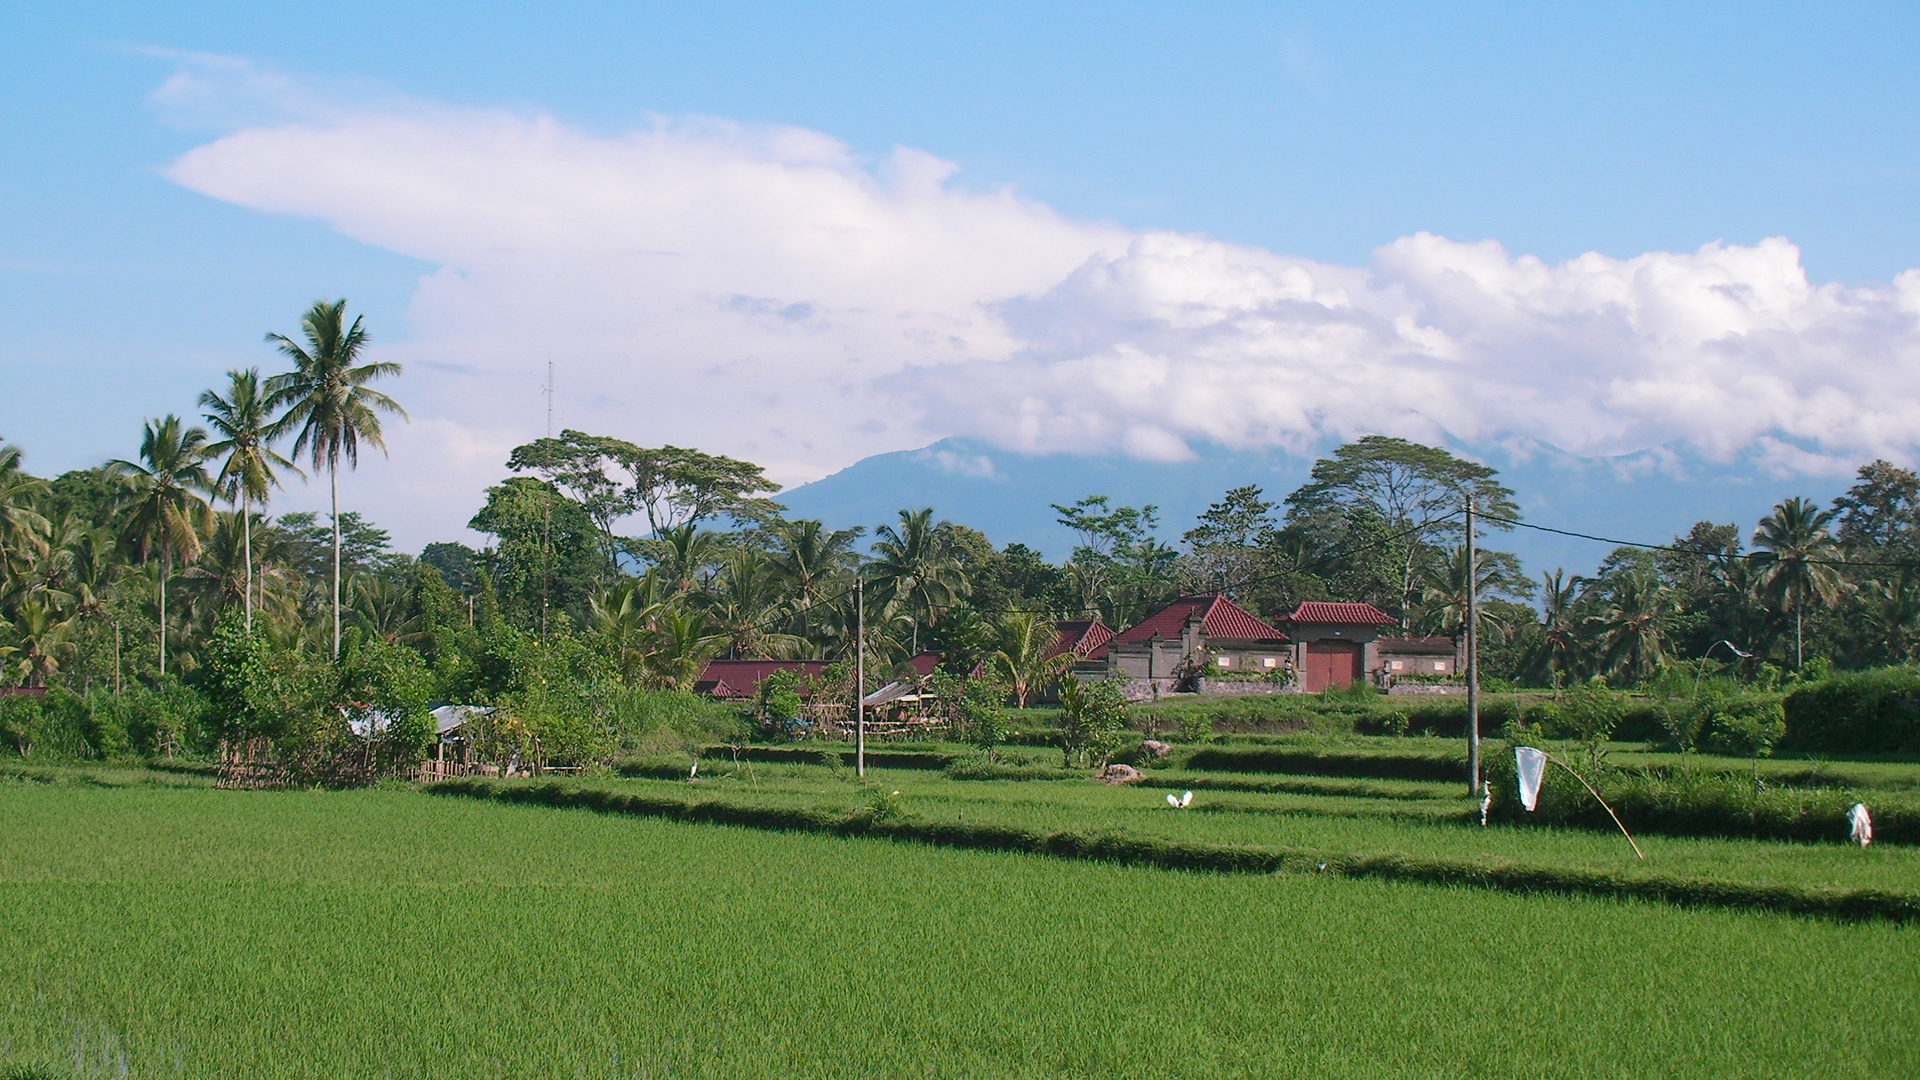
(1165, 790, 1193, 808)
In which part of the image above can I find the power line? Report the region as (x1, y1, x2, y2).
(1477, 512, 1920, 571)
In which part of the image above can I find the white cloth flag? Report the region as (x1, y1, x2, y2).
(1515, 747, 1549, 812)
(1849, 803, 1873, 847)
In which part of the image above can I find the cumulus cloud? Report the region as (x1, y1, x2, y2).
(157, 54, 1920, 544)
(906, 232, 1920, 473)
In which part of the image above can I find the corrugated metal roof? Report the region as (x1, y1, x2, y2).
(1114, 595, 1287, 645)
(1285, 601, 1398, 626)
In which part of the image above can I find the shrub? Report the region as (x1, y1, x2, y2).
(0, 695, 44, 756)
(1782, 667, 1920, 754)
(1058, 678, 1129, 768)
(1485, 744, 1920, 845)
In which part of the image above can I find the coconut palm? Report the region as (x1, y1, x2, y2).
(1751, 496, 1847, 667)
(0, 440, 49, 579)
(350, 574, 423, 646)
(707, 548, 808, 659)
(649, 522, 726, 597)
(7, 597, 75, 688)
(1591, 565, 1678, 684)
(588, 575, 669, 685)
(1522, 569, 1589, 685)
(988, 610, 1075, 708)
(265, 300, 405, 659)
(868, 508, 971, 651)
(108, 416, 214, 677)
(766, 519, 861, 644)
(201, 368, 299, 632)
(641, 605, 729, 691)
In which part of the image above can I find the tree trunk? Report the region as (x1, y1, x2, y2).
(243, 498, 254, 633)
(331, 458, 341, 660)
(159, 549, 169, 677)
(1796, 607, 1804, 669)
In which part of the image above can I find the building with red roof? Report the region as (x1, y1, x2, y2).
(1107, 595, 1290, 690)
(694, 653, 942, 699)
(1278, 601, 1400, 692)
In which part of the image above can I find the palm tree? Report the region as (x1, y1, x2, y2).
(201, 368, 299, 632)
(0, 440, 49, 579)
(1591, 565, 1678, 684)
(1415, 544, 1517, 641)
(869, 508, 971, 652)
(7, 597, 75, 688)
(108, 416, 215, 677)
(766, 519, 861, 644)
(588, 575, 668, 685)
(265, 300, 405, 659)
(707, 548, 808, 659)
(650, 522, 726, 597)
(1751, 496, 1846, 667)
(642, 605, 729, 691)
(988, 610, 1075, 708)
(1523, 569, 1588, 685)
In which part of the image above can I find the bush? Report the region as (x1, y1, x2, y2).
(1782, 667, 1920, 754)
(1485, 744, 1920, 845)
(1181, 746, 1465, 782)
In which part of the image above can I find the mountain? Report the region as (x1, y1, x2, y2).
(776, 437, 1858, 579)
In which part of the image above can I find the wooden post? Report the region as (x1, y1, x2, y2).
(856, 574, 866, 778)
(1465, 496, 1481, 797)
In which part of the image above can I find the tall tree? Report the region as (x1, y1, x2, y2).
(1751, 497, 1847, 667)
(108, 416, 214, 676)
(1283, 437, 1517, 621)
(765, 519, 862, 643)
(988, 610, 1075, 708)
(1181, 485, 1276, 595)
(869, 508, 971, 651)
(265, 300, 405, 658)
(201, 368, 299, 631)
(0, 441, 50, 580)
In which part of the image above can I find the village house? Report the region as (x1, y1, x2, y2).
(1105, 595, 1291, 694)
(1049, 618, 1115, 683)
(1278, 601, 1400, 692)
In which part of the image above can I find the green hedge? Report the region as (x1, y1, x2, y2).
(1485, 748, 1918, 846)
(1181, 746, 1467, 783)
(1783, 668, 1920, 754)
(943, 761, 1082, 782)
(696, 745, 956, 770)
(426, 778, 1920, 922)
(1362, 697, 1667, 742)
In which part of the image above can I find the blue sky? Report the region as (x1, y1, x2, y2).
(5, 2, 1920, 553)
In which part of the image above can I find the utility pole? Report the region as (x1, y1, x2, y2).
(855, 574, 866, 778)
(1465, 495, 1481, 797)
(539, 360, 554, 641)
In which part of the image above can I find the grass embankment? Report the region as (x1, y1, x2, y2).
(432, 763, 1920, 916)
(3, 784, 1917, 1078)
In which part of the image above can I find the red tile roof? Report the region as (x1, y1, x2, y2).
(1048, 620, 1115, 661)
(1113, 595, 1287, 645)
(694, 660, 830, 698)
(1284, 601, 1398, 626)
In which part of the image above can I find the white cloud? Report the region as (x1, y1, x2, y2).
(158, 56, 1920, 542)
(907, 232, 1920, 468)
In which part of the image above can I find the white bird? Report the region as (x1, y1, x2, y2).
(1165, 790, 1193, 808)
(1480, 782, 1493, 827)
(689, 762, 698, 779)
(1849, 803, 1873, 847)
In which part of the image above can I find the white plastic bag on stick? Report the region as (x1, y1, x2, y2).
(1515, 747, 1549, 812)
(1849, 803, 1873, 847)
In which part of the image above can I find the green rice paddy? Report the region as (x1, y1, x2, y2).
(3, 780, 1918, 1078)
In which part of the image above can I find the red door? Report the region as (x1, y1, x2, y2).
(1303, 641, 1363, 693)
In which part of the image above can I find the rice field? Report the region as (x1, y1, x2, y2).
(603, 764, 1920, 894)
(2, 782, 1918, 1078)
